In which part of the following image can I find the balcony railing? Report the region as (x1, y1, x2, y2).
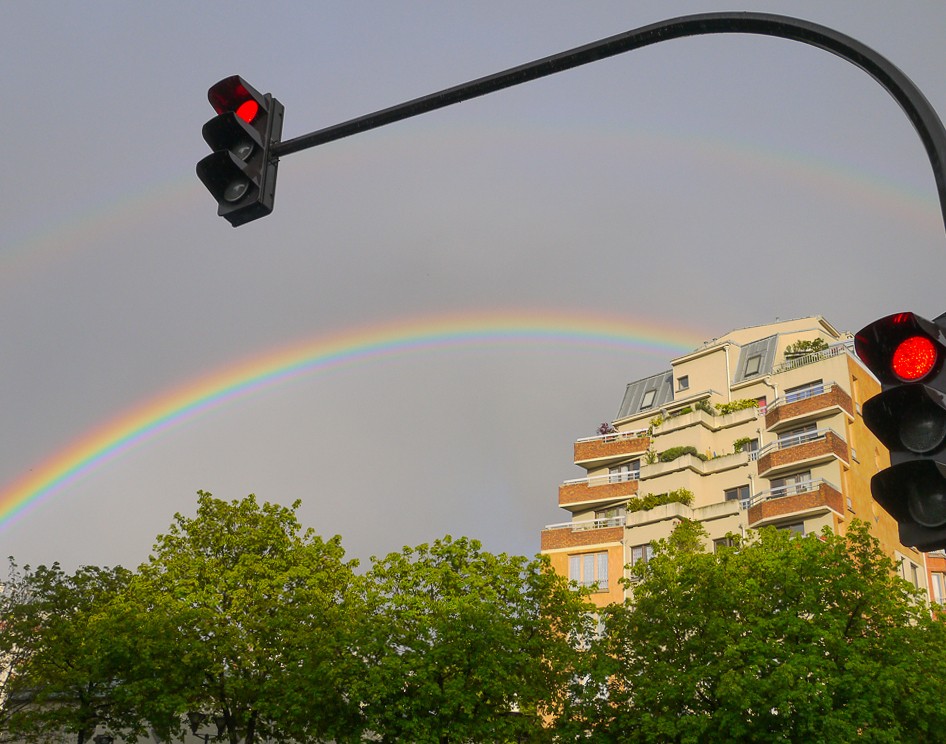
(575, 428, 648, 444)
(747, 478, 839, 508)
(573, 429, 650, 464)
(764, 382, 854, 431)
(771, 340, 855, 375)
(559, 472, 640, 508)
(746, 478, 844, 528)
(540, 516, 625, 551)
(757, 427, 836, 458)
(756, 428, 848, 478)
(544, 516, 627, 532)
(562, 472, 639, 487)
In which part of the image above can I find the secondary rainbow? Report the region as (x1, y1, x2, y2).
(0, 310, 704, 531)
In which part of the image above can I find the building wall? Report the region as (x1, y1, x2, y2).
(542, 316, 928, 603)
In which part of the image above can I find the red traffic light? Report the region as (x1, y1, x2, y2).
(236, 99, 260, 123)
(855, 312, 946, 386)
(892, 335, 938, 381)
(197, 75, 284, 227)
(207, 76, 263, 119)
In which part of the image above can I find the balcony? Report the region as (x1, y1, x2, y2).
(559, 472, 639, 509)
(746, 478, 844, 528)
(574, 430, 649, 466)
(756, 428, 849, 478)
(540, 516, 625, 551)
(765, 382, 854, 432)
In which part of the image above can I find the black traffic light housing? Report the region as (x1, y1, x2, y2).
(197, 76, 284, 227)
(855, 311, 946, 550)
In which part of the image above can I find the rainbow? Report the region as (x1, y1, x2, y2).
(0, 310, 705, 531)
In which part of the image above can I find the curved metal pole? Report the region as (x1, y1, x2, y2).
(274, 11, 946, 238)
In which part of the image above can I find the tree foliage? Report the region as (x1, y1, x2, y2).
(567, 520, 946, 743)
(0, 560, 132, 744)
(347, 536, 594, 743)
(117, 491, 360, 744)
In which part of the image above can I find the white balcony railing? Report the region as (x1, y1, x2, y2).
(544, 516, 626, 532)
(757, 428, 838, 458)
(747, 478, 838, 509)
(562, 472, 640, 488)
(574, 428, 648, 444)
(771, 340, 855, 375)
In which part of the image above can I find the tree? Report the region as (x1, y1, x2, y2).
(120, 491, 361, 744)
(570, 520, 946, 743)
(347, 536, 594, 743)
(0, 560, 133, 744)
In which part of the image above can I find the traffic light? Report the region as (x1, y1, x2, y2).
(855, 311, 946, 550)
(196, 76, 284, 227)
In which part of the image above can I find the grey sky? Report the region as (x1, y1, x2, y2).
(2, 1, 945, 571)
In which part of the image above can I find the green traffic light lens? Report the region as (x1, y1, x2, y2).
(900, 400, 946, 453)
(223, 179, 250, 203)
(908, 486, 946, 528)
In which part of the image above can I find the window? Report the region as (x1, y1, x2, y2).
(744, 354, 762, 377)
(900, 558, 921, 589)
(770, 471, 812, 499)
(777, 522, 805, 535)
(756, 396, 768, 414)
(609, 459, 640, 483)
(724, 484, 751, 507)
(932, 573, 946, 605)
(713, 536, 734, 552)
(778, 423, 818, 448)
(677, 375, 689, 391)
(630, 543, 654, 567)
(785, 379, 825, 403)
(735, 438, 760, 458)
(595, 505, 626, 522)
(569, 551, 609, 591)
(640, 389, 657, 410)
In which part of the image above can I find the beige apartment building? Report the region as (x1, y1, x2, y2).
(541, 316, 927, 607)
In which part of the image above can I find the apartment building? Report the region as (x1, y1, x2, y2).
(541, 316, 926, 607)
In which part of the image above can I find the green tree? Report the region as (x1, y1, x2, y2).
(121, 491, 360, 744)
(571, 520, 946, 743)
(0, 560, 133, 744)
(349, 536, 594, 743)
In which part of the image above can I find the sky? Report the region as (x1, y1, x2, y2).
(2, 1, 946, 573)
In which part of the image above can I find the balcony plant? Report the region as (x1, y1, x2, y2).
(626, 488, 694, 513)
(715, 399, 759, 415)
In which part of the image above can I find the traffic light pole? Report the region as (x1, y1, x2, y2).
(272, 11, 946, 239)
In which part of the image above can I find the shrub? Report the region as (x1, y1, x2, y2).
(658, 446, 706, 462)
(733, 436, 755, 454)
(785, 338, 829, 357)
(715, 399, 759, 415)
(627, 488, 694, 513)
(695, 399, 715, 415)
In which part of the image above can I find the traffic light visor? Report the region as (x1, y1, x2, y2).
(207, 76, 266, 120)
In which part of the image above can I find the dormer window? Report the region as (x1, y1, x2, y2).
(640, 389, 657, 410)
(744, 354, 762, 377)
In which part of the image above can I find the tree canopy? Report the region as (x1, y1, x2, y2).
(566, 520, 946, 743)
(347, 536, 594, 743)
(4, 496, 946, 743)
(0, 560, 132, 744)
(120, 491, 360, 744)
